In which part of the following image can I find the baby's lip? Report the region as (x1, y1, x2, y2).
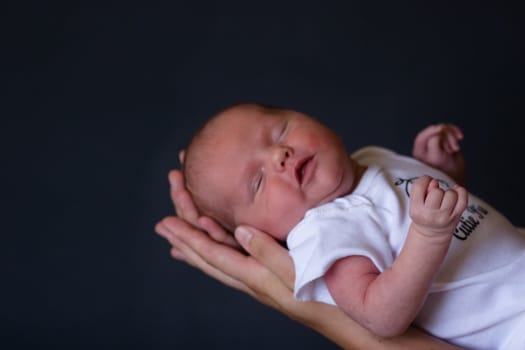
(294, 155, 314, 186)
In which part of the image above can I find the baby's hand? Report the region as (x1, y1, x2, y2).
(409, 175, 468, 239)
(412, 124, 466, 185)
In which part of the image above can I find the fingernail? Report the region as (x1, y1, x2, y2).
(171, 248, 185, 261)
(235, 226, 253, 246)
(156, 229, 168, 239)
(168, 171, 177, 188)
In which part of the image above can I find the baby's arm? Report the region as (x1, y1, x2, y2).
(412, 124, 466, 186)
(325, 175, 468, 337)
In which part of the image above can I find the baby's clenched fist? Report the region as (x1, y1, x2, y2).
(409, 175, 468, 238)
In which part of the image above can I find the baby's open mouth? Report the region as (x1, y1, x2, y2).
(295, 156, 314, 185)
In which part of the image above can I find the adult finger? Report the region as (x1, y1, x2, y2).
(155, 220, 186, 260)
(169, 169, 199, 225)
(155, 217, 256, 296)
(160, 217, 284, 301)
(178, 150, 186, 165)
(235, 226, 295, 291)
(199, 216, 242, 249)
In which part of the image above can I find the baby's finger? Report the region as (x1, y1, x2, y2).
(410, 175, 433, 206)
(427, 134, 446, 159)
(415, 124, 443, 144)
(169, 170, 199, 225)
(452, 185, 469, 217)
(440, 189, 459, 213)
(413, 124, 443, 157)
(425, 187, 446, 209)
(447, 124, 464, 140)
(444, 127, 461, 153)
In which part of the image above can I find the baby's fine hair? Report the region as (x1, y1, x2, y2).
(182, 102, 281, 232)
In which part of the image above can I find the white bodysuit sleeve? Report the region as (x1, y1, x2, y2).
(287, 196, 394, 305)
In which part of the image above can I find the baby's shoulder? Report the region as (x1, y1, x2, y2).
(351, 146, 399, 163)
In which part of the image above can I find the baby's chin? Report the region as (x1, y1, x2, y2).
(310, 186, 349, 210)
(254, 222, 298, 243)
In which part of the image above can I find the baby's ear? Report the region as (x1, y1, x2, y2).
(178, 150, 186, 165)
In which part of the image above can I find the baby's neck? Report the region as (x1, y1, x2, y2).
(339, 159, 367, 199)
(351, 162, 368, 192)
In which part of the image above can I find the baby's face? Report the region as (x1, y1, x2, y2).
(203, 106, 357, 241)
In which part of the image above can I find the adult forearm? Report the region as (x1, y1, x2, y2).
(294, 301, 462, 350)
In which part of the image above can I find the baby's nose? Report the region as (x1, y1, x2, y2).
(271, 146, 292, 171)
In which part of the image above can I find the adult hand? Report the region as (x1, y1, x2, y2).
(156, 218, 294, 311)
(155, 215, 461, 350)
(155, 162, 463, 349)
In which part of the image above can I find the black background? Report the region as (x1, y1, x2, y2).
(4, 1, 524, 349)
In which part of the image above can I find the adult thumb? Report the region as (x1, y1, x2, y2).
(234, 226, 295, 290)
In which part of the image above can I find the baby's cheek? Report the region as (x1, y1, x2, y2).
(264, 186, 306, 238)
(275, 203, 306, 238)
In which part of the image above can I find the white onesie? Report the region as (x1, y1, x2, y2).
(287, 146, 525, 350)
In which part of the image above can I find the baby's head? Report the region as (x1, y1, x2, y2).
(183, 103, 359, 241)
